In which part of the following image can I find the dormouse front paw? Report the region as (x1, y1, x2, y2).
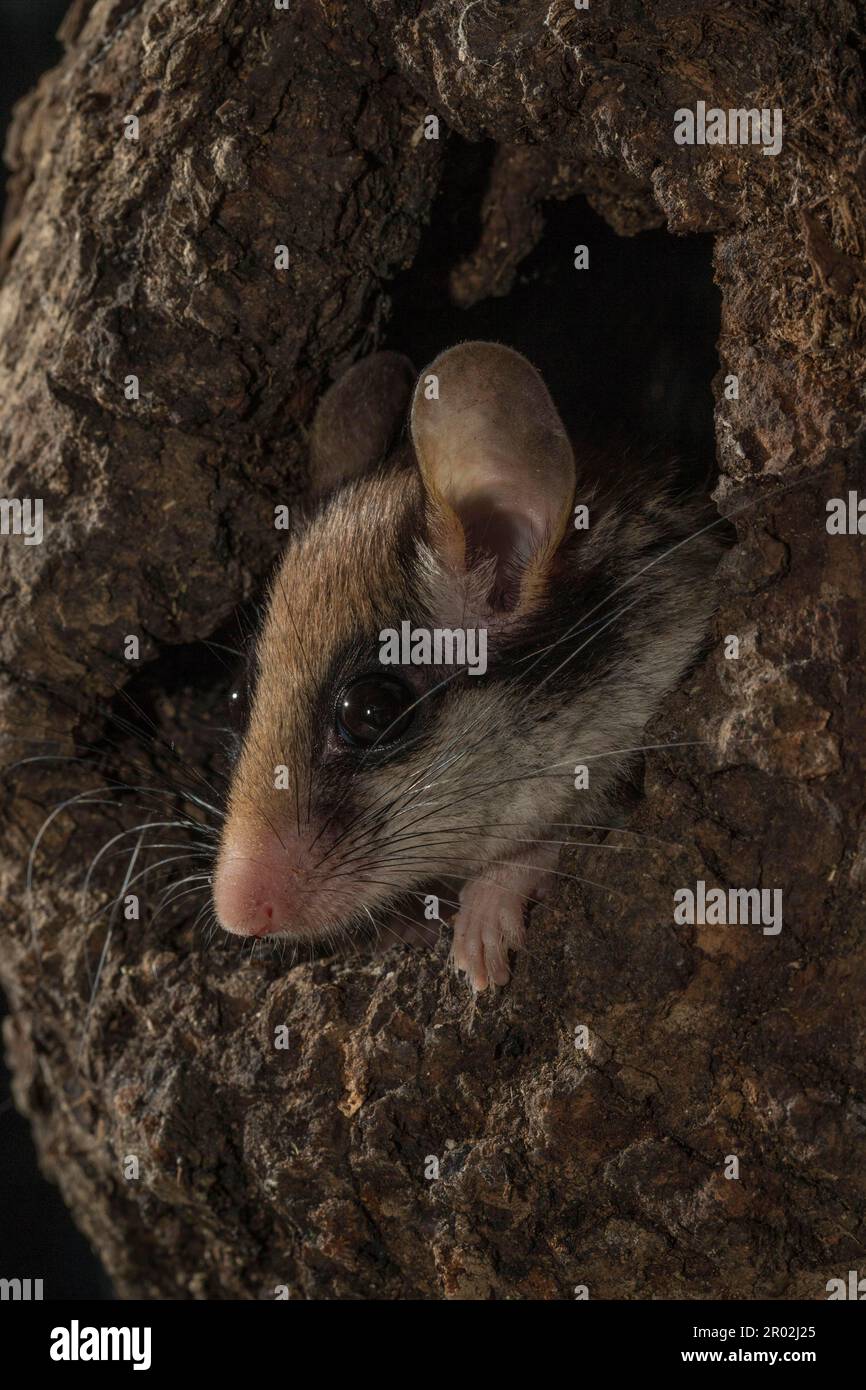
(450, 845, 561, 990)
(451, 876, 528, 991)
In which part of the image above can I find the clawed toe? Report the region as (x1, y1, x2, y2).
(451, 887, 527, 991)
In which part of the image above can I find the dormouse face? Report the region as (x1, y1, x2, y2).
(212, 342, 581, 943)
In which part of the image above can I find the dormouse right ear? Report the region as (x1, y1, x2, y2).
(410, 342, 575, 614)
(309, 351, 415, 495)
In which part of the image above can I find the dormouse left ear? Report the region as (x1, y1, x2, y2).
(309, 350, 415, 495)
(410, 342, 575, 614)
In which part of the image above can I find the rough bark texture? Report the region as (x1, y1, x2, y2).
(1, 0, 864, 1299)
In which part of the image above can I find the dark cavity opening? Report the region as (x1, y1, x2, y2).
(384, 137, 720, 488)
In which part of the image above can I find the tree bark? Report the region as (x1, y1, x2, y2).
(1, 0, 864, 1299)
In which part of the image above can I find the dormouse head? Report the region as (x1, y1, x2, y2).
(211, 342, 582, 942)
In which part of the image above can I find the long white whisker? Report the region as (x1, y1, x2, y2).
(77, 828, 147, 1070)
(27, 792, 122, 965)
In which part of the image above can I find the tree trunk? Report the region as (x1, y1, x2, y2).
(1, 0, 864, 1299)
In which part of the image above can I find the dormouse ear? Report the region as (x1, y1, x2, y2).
(309, 351, 415, 494)
(410, 342, 575, 613)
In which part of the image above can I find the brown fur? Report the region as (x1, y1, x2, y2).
(214, 344, 723, 981)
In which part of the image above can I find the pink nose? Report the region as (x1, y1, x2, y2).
(213, 824, 310, 938)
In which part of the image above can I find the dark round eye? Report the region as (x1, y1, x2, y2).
(336, 674, 415, 749)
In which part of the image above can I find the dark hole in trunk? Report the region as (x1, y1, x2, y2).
(383, 138, 721, 488)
